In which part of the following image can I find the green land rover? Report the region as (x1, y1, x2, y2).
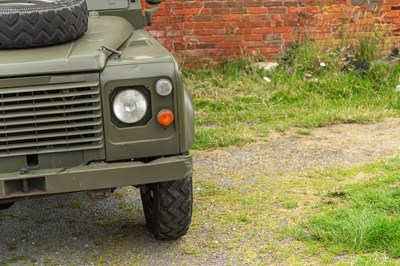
(0, 0, 194, 240)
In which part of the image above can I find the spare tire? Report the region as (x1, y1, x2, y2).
(0, 0, 88, 49)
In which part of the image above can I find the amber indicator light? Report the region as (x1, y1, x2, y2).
(157, 109, 174, 126)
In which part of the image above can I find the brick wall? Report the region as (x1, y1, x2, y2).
(144, 0, 400, 66)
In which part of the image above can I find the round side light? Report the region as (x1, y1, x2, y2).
(155, 79, 173, 96)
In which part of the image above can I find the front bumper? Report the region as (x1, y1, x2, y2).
(0, 155, 192, 200)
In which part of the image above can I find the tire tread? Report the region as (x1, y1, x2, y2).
(141, 177, 193, 240)
(0, 0, 88, 48)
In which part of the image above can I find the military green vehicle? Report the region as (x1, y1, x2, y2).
(0, 0, 194, 240)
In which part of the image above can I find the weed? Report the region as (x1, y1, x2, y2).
(295, 129, 312, 136)
(71, 201, 82, 209)
(206, 240, 222, 249)
(182, 246, 201, 255)
(236, 215, 251, 223)
(282, 201, 298, 210)
(6, 242, 17, 251)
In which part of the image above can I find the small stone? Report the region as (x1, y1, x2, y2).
(255, 62, 279, 71)
(263, 77, 271, 83)
(304, 73, 313, 78)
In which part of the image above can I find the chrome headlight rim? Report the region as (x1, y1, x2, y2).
(110, 86, 152, 127)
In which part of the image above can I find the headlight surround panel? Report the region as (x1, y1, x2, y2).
(110, 86, 152, 127)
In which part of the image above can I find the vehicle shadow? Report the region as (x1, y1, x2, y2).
(0, 188, 177, 264)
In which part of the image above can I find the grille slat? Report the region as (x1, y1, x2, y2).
(0, 112, 101, 127)
(0, 88, 99, 103)
(0, 144, 104, 158)
(0, 129, 101, 142)
(0, 120, 102, 135)
(0, 105, 101, 119)
(0, 136, 103, 150)
(0, 78, 103, 158)
(0, 97, 100, 111)
(0, 81, 99, 94)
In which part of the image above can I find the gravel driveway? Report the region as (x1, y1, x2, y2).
(1, 118, 399, 265)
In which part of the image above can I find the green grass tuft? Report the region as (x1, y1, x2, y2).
(295, 157, 400, 257)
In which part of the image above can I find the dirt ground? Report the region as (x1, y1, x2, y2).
(0, 118, 399, 265)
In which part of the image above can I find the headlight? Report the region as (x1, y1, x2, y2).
(155, 79, 173, 96)
(112, 89, 148, 124)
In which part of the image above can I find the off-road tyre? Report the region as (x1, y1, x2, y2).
(0, 0, 88, 49)
(140, 177, 193, 240)
(0, 202, 14, 210)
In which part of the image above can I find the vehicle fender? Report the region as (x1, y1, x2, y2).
(182, 87, 195, 151)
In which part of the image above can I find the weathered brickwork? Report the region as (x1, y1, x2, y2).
(144, 0, 400, 65)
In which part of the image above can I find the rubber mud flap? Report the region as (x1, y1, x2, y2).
(0, 0, 88, 49)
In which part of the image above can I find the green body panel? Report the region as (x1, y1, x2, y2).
(0, 1, 195, 202)
(0, 155, 192, 200)
(0, 16, 133, 78)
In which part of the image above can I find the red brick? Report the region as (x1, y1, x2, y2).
(200, 35, 225, 42)
(253, 27, 273, 34)
(247, 7, 268, 14)
(204, 2, 226, 8)
(166, 30, 183, 37)
(193, 29, 214, 36)
(268, 7, 288, 13)
(288, 6, 306, 13)
(222, 14, 243, 21)
(273, 27, 292, 33)
(283, 0, 299, 7)
(194, 15, 212, 22)
(175, 8, 200, 15)
(207, 22, 225, 29)
(224, 35, 245, 41)
(227, 1, 245, 8)
(282, 33, 298, 40)
(231, 8, 247, 14)
(245, 41, 266, 47)
(244, 1, 264, 7)
(244, 34, 264, 41)
(211, 8, 231, 14)
(263, 1, 284, 7)
(183, 1, 203, 8)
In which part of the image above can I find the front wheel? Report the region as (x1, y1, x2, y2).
(140, 177, 193, 240)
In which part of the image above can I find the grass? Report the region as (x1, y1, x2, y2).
(294, 157, 400, 259)
(184, 43, 400, 149)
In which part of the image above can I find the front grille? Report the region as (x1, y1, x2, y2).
(0, 80, 103, 158)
